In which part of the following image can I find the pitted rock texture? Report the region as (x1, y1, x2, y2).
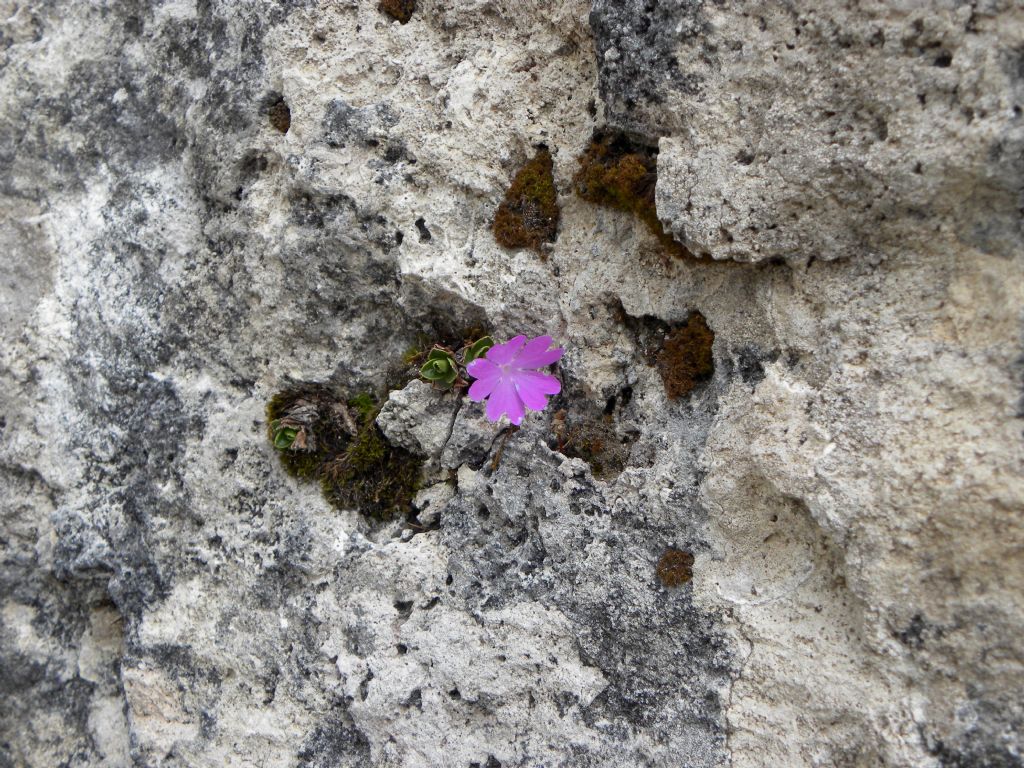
(600, 2, 1024, 264)
(1, 1, 1022, 768)
(375, 379, 459, 473)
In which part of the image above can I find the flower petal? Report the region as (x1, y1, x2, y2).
(512, 335, 563, 369)
(467, 358, 501, 401)
(515, 348, 562, 369)
(515, 379, 551, 411)
(512, 370, 561, 398)
(468, 372, 501, 401)
(486, 377, 525, 425)
(466, 357, 499, 380)
(486, 335, 527, 366)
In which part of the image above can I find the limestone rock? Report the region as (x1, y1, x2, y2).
(2, 0, 1022, 766)
(412, 482, 454, 528)
(440, 399, 501, 471)
(376, 379, 459, 462)
(594, 1, 1024, 264)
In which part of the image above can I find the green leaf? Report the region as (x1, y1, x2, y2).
(420, 361, 442, 379)
(421, 348, 458, 386)
(420, 357, 457, 386)
(464, 336, 495, 365)
(273, 426, 298, 450)
(427, 348, 453, 363)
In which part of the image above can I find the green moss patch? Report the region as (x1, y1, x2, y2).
(266, 385, 422, 521)
(493, 148, 560, 254)
(321, 430, 421, 520)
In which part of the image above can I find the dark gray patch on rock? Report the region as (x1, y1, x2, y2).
(323, 100, 372, 148)
(323, 99, 401, 150)
(724, 345, 780, 387)
(589, 0, 707, 138)
(924, 696, 1024, 768)
(442, 437, 732, 764)
(297, 718, 372, 768)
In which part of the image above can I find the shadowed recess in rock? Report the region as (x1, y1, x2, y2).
(379, 0, 415, 24)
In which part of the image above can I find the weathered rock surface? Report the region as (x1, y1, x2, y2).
(376, 379, 459, 472)
(1, 1, 1021, 768)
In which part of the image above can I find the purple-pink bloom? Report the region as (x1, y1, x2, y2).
(466, 335, 563, 425)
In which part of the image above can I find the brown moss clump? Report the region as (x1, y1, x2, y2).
(656, 548, 694, 588)
(266, 386, 422, 521)
(493, 148, 560, 253)
(657, 311, 715, 399)
(573, 132, 691, 259)
(268, 97, 291, 134)
(379, 0, 415, 23)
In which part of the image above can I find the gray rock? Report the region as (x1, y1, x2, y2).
(440, 436, 731, 766)
(2, 0, 1022, 766)
(376, 379, 459, 462)
(440, 400, 501, 470)
(589, 0, 705, 138)
(412, 482, 455, 528)
(593, 0, 1024, 265)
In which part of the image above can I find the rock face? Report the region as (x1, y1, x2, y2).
(0, 2, 1021, 768)
(648, 4, 1024, 265)
(375, 379, 459, 475)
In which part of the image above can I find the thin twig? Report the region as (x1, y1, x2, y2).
(490, 426, 518, 471)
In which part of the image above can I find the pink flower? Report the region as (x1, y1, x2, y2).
(466, 335, 563, 425)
